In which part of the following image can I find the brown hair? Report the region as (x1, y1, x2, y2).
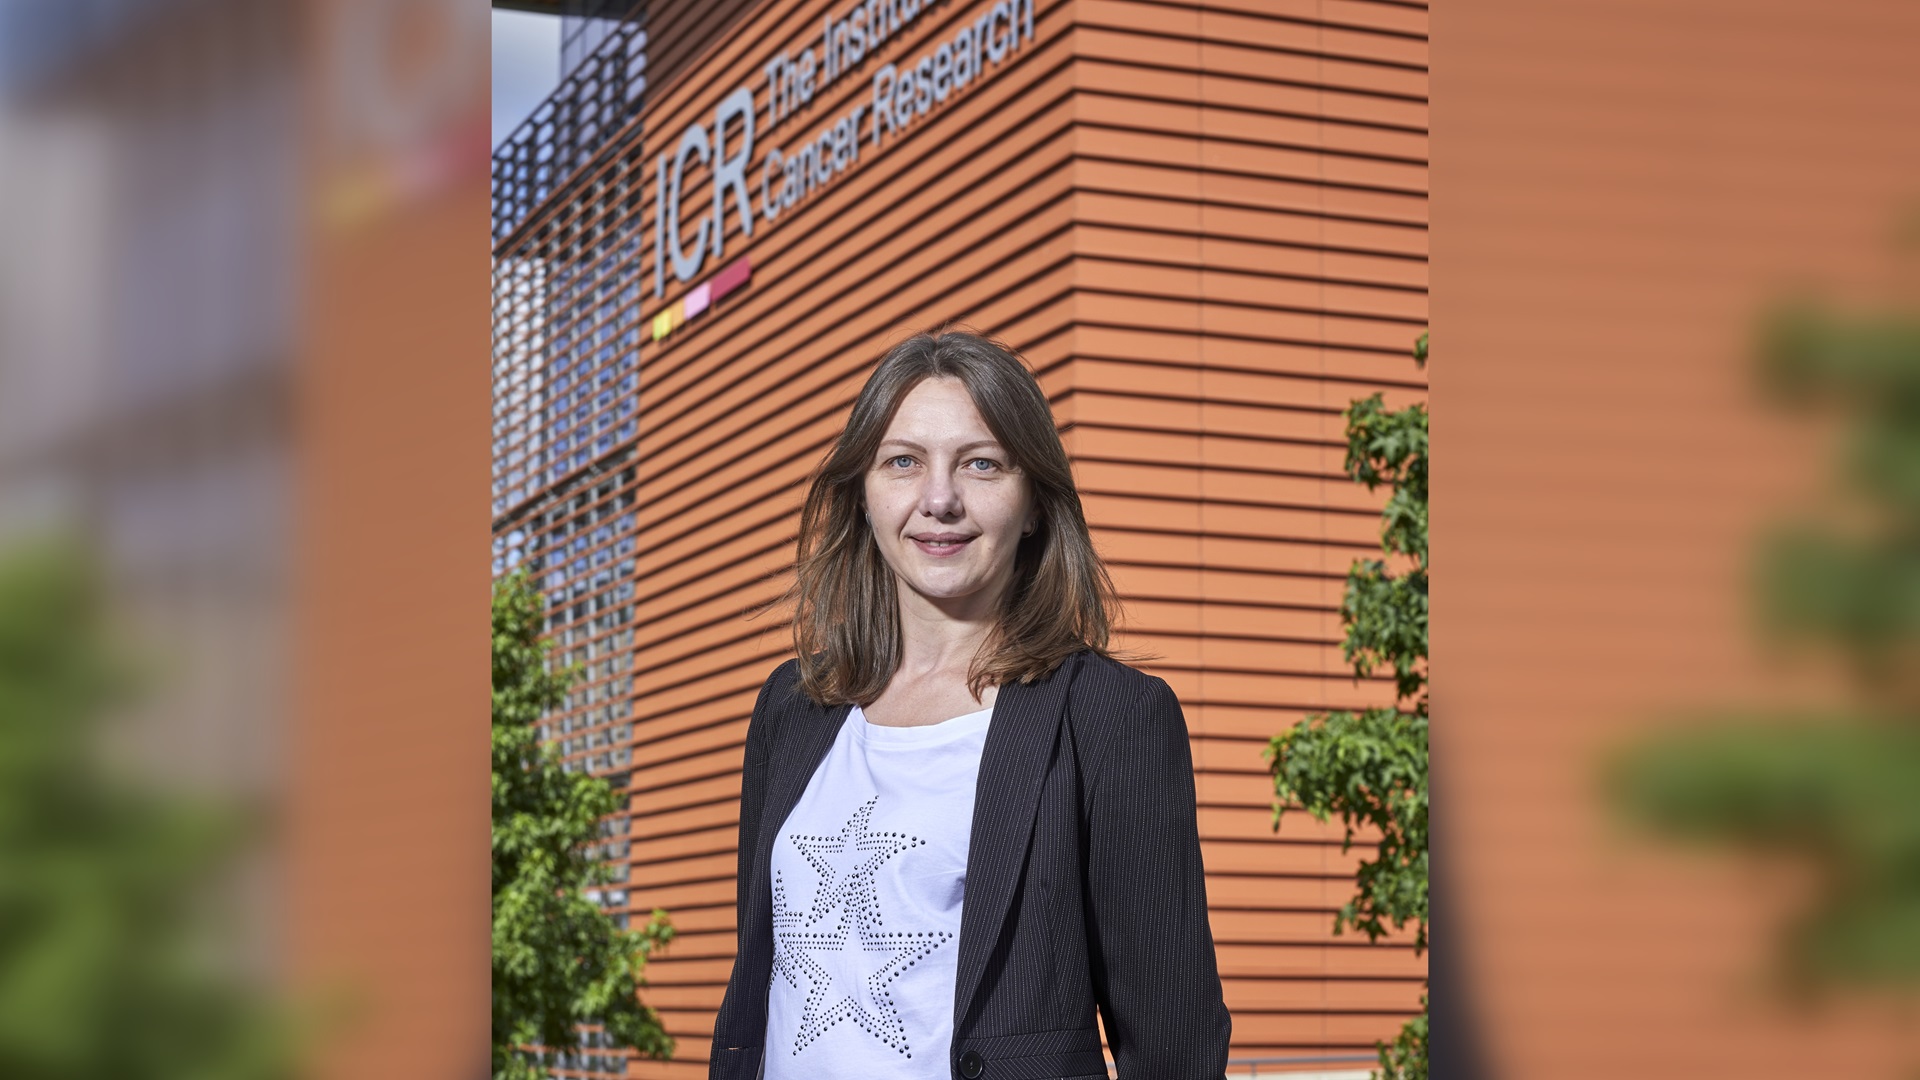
(788, 328, 1122, 705)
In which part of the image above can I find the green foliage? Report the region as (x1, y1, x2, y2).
(1265, 336, 1429, 1078)
(1341, 392, 1429, 560)
(1609, 714, 1920, 984)
(1334, 367, 1429, 703)
(1341, 562, 1428, 706)
(491, 571, 672, 1079)
(1267, 707, 1429, 954)
(1753, 301, 1920, 702)
(1609, 295, 1920, 994)
(0, 539, 293, 1080)
(1377, 993, 1428, 1080)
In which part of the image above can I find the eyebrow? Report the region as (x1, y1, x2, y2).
(877, 438, 1004, 455)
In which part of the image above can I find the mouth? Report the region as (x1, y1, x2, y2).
(909, 533, 975, 557)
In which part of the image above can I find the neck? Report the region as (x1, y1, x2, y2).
(895, 590, 1001, 678)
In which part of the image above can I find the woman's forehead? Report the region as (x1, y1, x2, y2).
(882, 378, 996, 441)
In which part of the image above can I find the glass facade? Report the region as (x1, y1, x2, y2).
(489, 236, 642, 522)
(560, 0, 635, 75)
(490, 2, 647, 954)
(491, 12, 646, 245)
(514, 1022, 632, 1079)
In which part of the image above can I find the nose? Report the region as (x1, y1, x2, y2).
(918, 465, 963, 520)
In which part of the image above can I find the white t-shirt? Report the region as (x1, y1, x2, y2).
(762, 700, 993, 1079)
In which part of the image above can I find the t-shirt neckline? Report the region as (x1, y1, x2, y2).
(848, 702, 994, 747)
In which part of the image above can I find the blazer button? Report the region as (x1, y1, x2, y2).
(957, 1049, 984, 1078)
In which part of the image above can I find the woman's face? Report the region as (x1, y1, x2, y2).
(863, 376, 1036, 619)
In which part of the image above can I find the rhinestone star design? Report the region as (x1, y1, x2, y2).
(770, 795, 953, 1059)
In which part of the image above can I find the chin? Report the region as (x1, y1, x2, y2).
(904, 575, 984, 602)
(909, 580, 973, 599)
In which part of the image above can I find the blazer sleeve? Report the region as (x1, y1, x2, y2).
(709, 660, 791, 1068)
(731, 661, 789, 914)
(1083, 675, 1232, 1078)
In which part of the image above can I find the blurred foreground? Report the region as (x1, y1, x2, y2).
(0, 1, 488, 1078)
(3, 1, 1920, 1079)
(1610, 295, 1920, 993)
(1440, 0, 1920, 1077)
(0, 539, 293, 1078)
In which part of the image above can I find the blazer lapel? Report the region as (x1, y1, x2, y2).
(745, 691, 852, 969)
(951, 651, 1084, 1029)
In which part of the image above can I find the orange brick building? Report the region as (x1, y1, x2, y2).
(490, 1, 1429, 1074)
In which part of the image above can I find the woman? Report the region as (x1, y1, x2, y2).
(709, 330, 1230, 1080)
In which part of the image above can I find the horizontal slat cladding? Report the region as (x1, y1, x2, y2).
(611, 0, 1427, 1072)
(1069, 0, 1428, 1056)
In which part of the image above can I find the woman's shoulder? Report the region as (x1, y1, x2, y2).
(1064, 650, 1177, 715)
(1070, 649, 1162, 690)
(757, 656, 805, 703)
(1060, 651, 1189, 783)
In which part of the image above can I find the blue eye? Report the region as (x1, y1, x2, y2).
(887, 455, 914, 468)
(966, 458, 1000, 472)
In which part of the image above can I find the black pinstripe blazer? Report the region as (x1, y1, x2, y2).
(707, 649, 1232, 1080)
